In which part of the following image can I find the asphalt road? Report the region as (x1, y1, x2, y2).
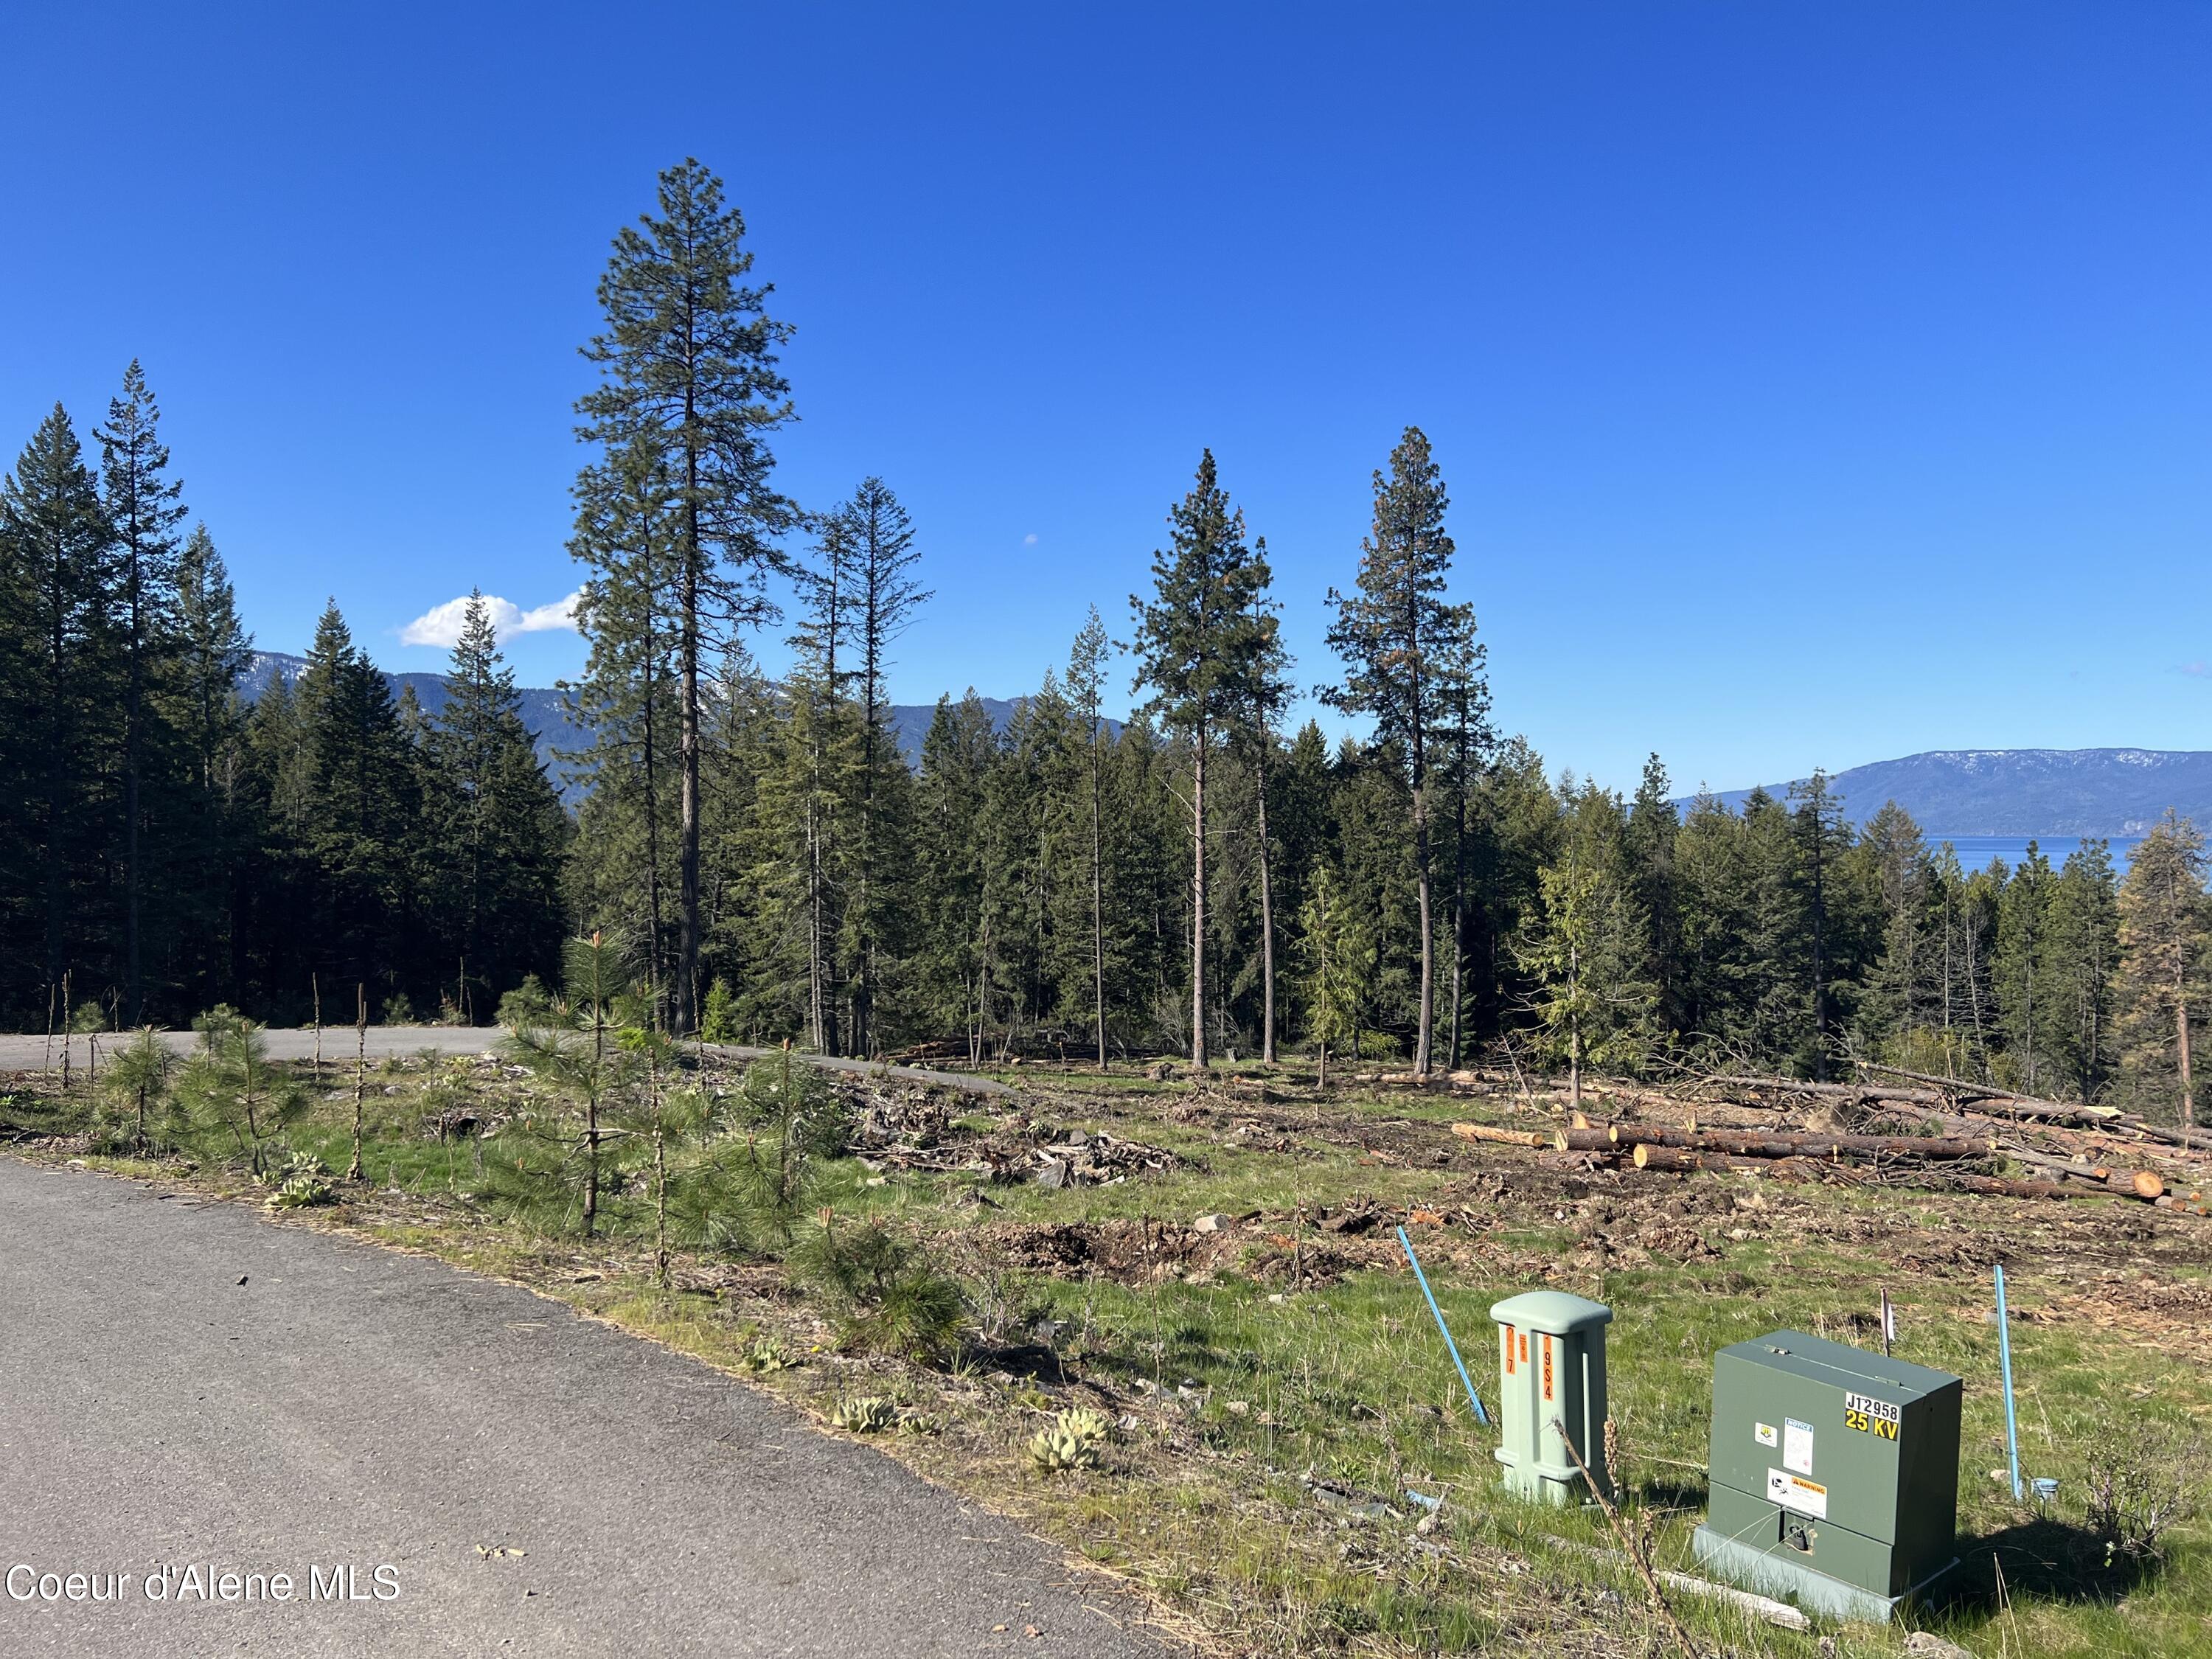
(0, 1158, 1180, 1658)
(0, 1028, 1015, 1097)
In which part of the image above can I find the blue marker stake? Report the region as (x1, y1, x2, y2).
(1994, 1263, 2021, 1500)
(1397, 1225, 1489, 1427)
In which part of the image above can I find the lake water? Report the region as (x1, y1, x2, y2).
(1932, 835, 2142, 873)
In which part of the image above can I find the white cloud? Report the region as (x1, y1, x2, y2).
(400, 589, 582, 648)
(1023, 532, 1039, 546)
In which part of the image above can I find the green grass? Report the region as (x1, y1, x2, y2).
(15, 1054, 2212, 1658)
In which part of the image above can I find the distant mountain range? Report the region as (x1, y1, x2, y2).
(246, 658, 2196, 838)
(1697, 749, 2212, 838)
(240, 654, 1040, 795)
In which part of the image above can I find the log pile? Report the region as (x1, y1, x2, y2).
(1447, 1074, 2205, 1210)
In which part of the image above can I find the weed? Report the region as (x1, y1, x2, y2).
(2083, 1420, 2205, 1563)
(739, 1335, 800, 1373)
(830, 1395, 897, 1434)
(262, 1151, 335, 1209)
(1028, 1406, 1113, 1473)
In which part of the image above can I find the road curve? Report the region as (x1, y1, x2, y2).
(0, 1158, 1180, 1658)
(0, 1028, 1015, 1097)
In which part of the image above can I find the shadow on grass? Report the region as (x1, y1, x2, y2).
(973, 1340, 1072, 1384)
(1632, 1475, 1708, 1513)
(1927, 1514, 2161, 1613)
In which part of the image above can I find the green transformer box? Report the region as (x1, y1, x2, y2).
(1693, 1330, 1962, 1623)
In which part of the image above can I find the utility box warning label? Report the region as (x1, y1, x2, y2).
(1765, 1467, 1829, 1519)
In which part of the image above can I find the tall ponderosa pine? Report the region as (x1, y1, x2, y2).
(838, 477, 928, 1057)
(1323, 426, 1476, 1075)
(577, 158, 797, 1032)
(1130, 451, 1271, 1068)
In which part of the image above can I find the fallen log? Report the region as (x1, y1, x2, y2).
(1861, 1063, 2212, 1150)
(2002, 1147, 2165, 1200)
(1928, 1169, 2166, 1203)
(1554, 1128, 1618, 1152)
(1624, 1147, 1838, 1182)
(2125, 1118, 2212, 1153)
(1452, 1121, 1551, 1148)
(1701, 1074, 1950, 1108)
(1857, 1061, 2008, 1099)
(1973, 1096, 2129, 1128)
(1632, 1144, 1753, 1172)
(1938, 1172, 2106, 1202)
(1604, 1124, 1989, 1161)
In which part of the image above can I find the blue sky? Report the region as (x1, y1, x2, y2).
(4, 3, 2208, 795)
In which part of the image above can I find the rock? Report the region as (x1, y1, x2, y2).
(1034, 1158, 1071, 1189)
(1193, 1212, 1232, 1232)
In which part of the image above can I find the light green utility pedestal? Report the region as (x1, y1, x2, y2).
(1489, 1290, 1613, 1504)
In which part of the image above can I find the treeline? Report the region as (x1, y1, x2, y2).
(7, 157, 2206, 1128)
(0, 375, 566, 1025)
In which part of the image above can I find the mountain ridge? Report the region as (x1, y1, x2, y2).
(1691, 748, 2212, 838)
(242, 657, 2207, 836)
(239, 653, 1037, 790)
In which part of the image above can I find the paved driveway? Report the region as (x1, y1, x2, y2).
(0, 1159, 1179, 1657)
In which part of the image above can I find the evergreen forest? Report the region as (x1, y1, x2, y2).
(4, 159, 2205, 1127)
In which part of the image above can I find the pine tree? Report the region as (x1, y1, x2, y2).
(577, 159, 798, 1032)
(1066, 608, 1114, 1067)
(1856, 801, 1934, 1056)
(1322, 426, 1476, 1075)
(839, 478, 928, 1057)
(428, 593, 568, 1015)
(1298, 863, 1373, 1088)
(1461, 737, 1557, 1049)
(912, 694, 997, 1059)
(0, 407, 118, 1009)
(1787, 772, 1855, 1078)
(2116, 812, 2211, 1131)
(1237, 542, 1291, 1062)
(1622, 754, 1681, 1045)
(568, 435, 683, 1009)
(293, 604, 421, 1006)
(1994, 842, 2055, 1093)
(164, 525, 254, 1006)
(2042, 839, 2119, 1100)
(1129, 452, 1270, 1068)
(1518, 783, 1654, 1110)
(97, 362, 188, 1020)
